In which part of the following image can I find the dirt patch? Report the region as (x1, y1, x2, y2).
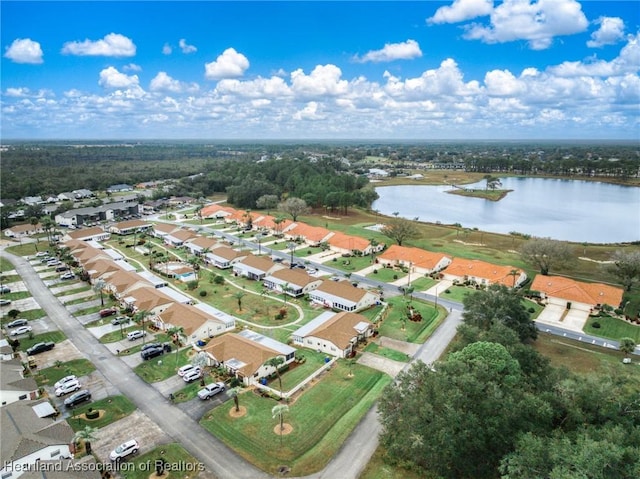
(273, 423, 293, 435)
(229, 406, 247, 418)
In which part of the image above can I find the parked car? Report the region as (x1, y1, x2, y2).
(6, 318, 27, 328)
(60, 272, 75, 280)
(55, 379, 81, 396)
(26, 342, 55, 355)
(0, 299, 11, 306)
(140, 345, 164, 360)
(99, 308, 117, 318)
(0, 285, 10, 294)
(54, 375, 78, 389)
(111, 316, 130, 326)
(47, 259, 61, 266)
(10, 325, 32, 336)
(177, 364, 198, 377)
(40, 256, 52, 263)
(35, 251, 49, 257)
(127, 330, 146, 341)
(64, 389, 91, 408)
(55, 265, 69, 272)
(141, 342, 161, 352)
(109, 439, 139, 461)
(197, 381, 226, 400)
(183, 368, 202, 383)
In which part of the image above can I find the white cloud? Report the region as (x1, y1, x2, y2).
(587, 17, 625, 48)
(5, 87, 32, 97)
(215, 76, 291, 98)
(463, 0, 589, 50)
(150, 72, 199, 93)
(179, 39, 197, 54)
(162, 43, 172, 55)
(4, 38, 43, 64)
(62, 33, 136, 57)
(428, 0, 493, 24)
(98, 66, 140, 88)
(293, 101, 324, 120)
(355, 40, 422, 63)
(484, 69, 526, 96)
(123, 63, 142, 72)
(204, 48, 249, 80)
(290, 64, 349, 97)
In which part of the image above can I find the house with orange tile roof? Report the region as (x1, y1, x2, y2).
(199, 329, 296, 386)
(164, 228, 198, 247)
(226, 209, 264, 229)
(205, 246, 248, 269)
(108, 219, 152, 235)
(152, 222, 180, 238)
(253, 215, 295, 236)
(291, 311, 374, 358)
(200, 204, 236, 219)
(184, 236, 218, 256)
(377, 245, 452, 275)
(531, 275, 623, 311)
(441, 258, 527, 288)
(284, 223, 332, 246)
(65, 226, 110, 242)
(154, 302, 231, 341)
(326, 231, 379, 256)
(233, 254, 284, 280)
(309, 280, 379, 312)
(263, 268, 323, 297)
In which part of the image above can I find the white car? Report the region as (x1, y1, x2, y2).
(10, 325, 33, 336)
(197, 381, 226, 400)
(55, 379, 81, 396)
(60, 272, 75, 280)
(35, 251, 49, 257)
(177, 364, 198, 377)
(54, 375, 78, 389)
(109, 439, 139, 461)
(127, 330, 146, 341)
(183, 367, 202, 383)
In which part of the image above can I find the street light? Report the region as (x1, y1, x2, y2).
(256, 233, 264, 255)
(287, 242, 296, 268)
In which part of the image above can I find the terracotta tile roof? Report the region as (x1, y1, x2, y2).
(443, 258, 523, 286)
(315, 280, 369, 302)
(327, 232, 371, 252)
(307, 312, 372, 349)
(287, 223, 332, 243)
(202, 333, 281, 377)
(200, 204, 236, 218)
(254, 215, 294, 232)
(208, 245, 246, 261)
(379, 245, 451, 270)
(67, 226, 107, 240)
(531, 275, 624, 307)
(157, 302, 208, 335)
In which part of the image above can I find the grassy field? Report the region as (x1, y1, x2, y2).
(363, 342, 411, 362)
(584, 315, 640, 342)
(201, 362, 391, 476)
(68, 395, 137, 431)
(121, 443, 202, 479)
(35, 358, 96, 386)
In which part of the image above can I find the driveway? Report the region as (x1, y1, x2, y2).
(357, 352, 406, 377)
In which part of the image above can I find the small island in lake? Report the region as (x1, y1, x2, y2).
(446, 175, 512, 201)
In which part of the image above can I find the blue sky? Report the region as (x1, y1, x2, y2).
(2, 1, 639, 140)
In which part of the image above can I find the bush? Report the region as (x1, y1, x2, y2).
(213, 275, 225, 285)
(373, 269, 378, 274)
(393, 274, 398, 280)
(592, 321, 601, 329)
(86, 409, 99, 419)
(528, 307, 535, 314)
(199, 290, 207, 297)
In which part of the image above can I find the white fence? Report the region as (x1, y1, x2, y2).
(256, 356, 338, 400)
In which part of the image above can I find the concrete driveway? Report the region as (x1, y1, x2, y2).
(535, 304, 589, 333)
(357, 352, 407, 377)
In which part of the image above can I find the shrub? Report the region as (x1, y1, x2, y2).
(186, 280, 199, 290)
(592, 321, 601, 329)
(528, 307, 535, 314)
(199, 290, 207, 297)
(86, 409, 99, 420)
(213, 275, 225, 285)
(393, 274, 398, 280)
(373, 269, 378, 274)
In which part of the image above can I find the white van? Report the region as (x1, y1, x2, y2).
(127, 330, 146, 341)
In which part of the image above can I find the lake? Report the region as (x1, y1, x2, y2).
(372, 177, 640, 244)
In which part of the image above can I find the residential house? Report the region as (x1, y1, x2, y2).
(152, 222, 179, 239)
(0, 337, 14, 361)
(252, 215, 294, 236)
(0, 359, 39, 406)
(200, 204, 236, 220)
(377, 245, 452, 275)
(21, 196, 44, 206)
(284, 223, 332, 246)
(154, 302, 233, 343)
(291, 311, 374, 358)
(163, 228, 198, 247)
(205, 246, 247, 269)
(441, 258, 526, 288)
(0, 399, 75, 479)
(64, 226, 110, 242)
(57, 192, 77, 202)
(82, 258, 124, 282)
(104, 270, 152, 298)
(227, 209, 263, 229)
(309, 280, 379, 312)
(106, 184, 133, 193)
(263, 268, 323, 297)
(233, 254, 284, 280)
(184, 236, 218, 256)
(326, 231, 379, 256)
(55, 201, 139, 227)
(531, 275, 624, 312)
(3, 223, 43, 238)
(72, 188, 94, 199)
(120, 286, 175, 315)
(200, 330, 296, 386)
(108, 219, 152, 235)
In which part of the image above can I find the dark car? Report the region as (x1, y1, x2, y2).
(64, 389, 91, 408)
(6, 318, 28, 328)
(55, 265, 69, 272)
(99, 308, 117, 318)
(0, 285, 10, 294)
(111, 316, 130, 326)
(141, 345, 165, 360)
(26, 342, 55, 355)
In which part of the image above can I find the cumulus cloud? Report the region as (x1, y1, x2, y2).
(179, 39, 197, 54)
(162, 43, 172, 55)
(123, 63, 142, 72)
(4, 38, 43, 64)
(290, 64, 348, 97)
(428, 0, 493, 24)
(293, 101, 324, 120)
(587, 17, 625, 48)
(461, 0, 589, 50)
(98, 66, 139, 88)
(150, 72, 199, 93)
(205, 48, 249, 79)
(354, 39, 422, 63)
(62, 33, 136, 57)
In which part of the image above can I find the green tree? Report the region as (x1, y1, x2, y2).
(265, 356, 285, 394)
(520, 238, 572, 275)
(619, 337, 636, 360)
(234, 291, 246, 312)
(462, 284, 537, 342)
(29, 217, 40, 251)
(92, 279, 106, 306)
(381, 218, 419, 246)
(278, 197, 309, 222)
(605, 250, 640, 291)
(73, 425, 98, 452)
(133, 309, 152, 346)
(256, 194, 279, 214)
(228, 386, 242, 412)
(272, 404, 290, 445)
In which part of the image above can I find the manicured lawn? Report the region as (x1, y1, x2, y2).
(0, 274, 22, 283)
(55, 285, 92, 297)
(134, 348, 193, 383)
(0, 256, 15, 272)
(68, 395, 137, 431)
(35, 358, 96, 387)
(201, 362, 391, 476)
(263, 350, 329, 392)
(3, 291, 31, 301)
(584, 315, 640, 342)
(377, 297, 444, 343)
(440, 285, 472, 302)
(330, 255, 376, 273)
(99, 325, 143, 343)
(407, 276, 437, 291)
(18, 331, 67, 352)
(121, 443, 202, 479)
(363, 342, 411, 362)
(1, 308, 46, 322)
(367, 267, 405, 283)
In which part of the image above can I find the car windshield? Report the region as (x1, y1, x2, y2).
(115, 444, 126, 453)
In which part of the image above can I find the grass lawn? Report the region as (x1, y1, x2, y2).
(35, 358, 96, 387)
(584, 315, 640, 343)
(68, 395, 137, 431)
(1, 308, 46, 322)
(134, 348, 193, 383)
(18, 331, 67, 352)
(99, 325, 143, 343)
(440, 285, 473, 303)
(330, 255, 376, 273)
(55, 285, 92, 297)
(263, 350, 329, 392)
(3, 291, 32, 301)
(408, 276, 437, 291)
(120, 443, 202, 479)
(377, 297, 443, 343)
(360, 447, 428, 479)
(367, 267, 405, 283)
(0, 256, 15, 272)
(0, 274, 22, 283)
(364, 342, 411, 362)
(201, 362, 391, 476)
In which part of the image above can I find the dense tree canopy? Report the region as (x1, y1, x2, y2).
(381, 218, 420, 246)
(520, 238, 573, 275)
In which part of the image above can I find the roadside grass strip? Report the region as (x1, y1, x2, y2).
(35, 358, 96, 387)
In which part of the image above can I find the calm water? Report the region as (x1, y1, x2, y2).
(372, 177, 640, 244)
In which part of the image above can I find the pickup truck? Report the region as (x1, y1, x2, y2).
(26, 342, 55, 355)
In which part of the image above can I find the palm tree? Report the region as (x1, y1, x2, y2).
(41, 216, 55, 245)
(133, 309, 152, 346)
(73, 425, 98, 454)
(228, 386, 242, 412)
(265, 356, 285, 394)
(234, 291, 246, 312)
(509, 269, 520, 288)
(347, 359, 356, 377)
(619, 337, 636, 360)
(29, 217, 40, 251)
(167, 325, 185, 367)
(281, 282, 289, 305)
(272, 404, 290, 445)
(92, 279, 106, 306)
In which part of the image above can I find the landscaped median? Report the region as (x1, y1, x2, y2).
(200, 361, 392, 476)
